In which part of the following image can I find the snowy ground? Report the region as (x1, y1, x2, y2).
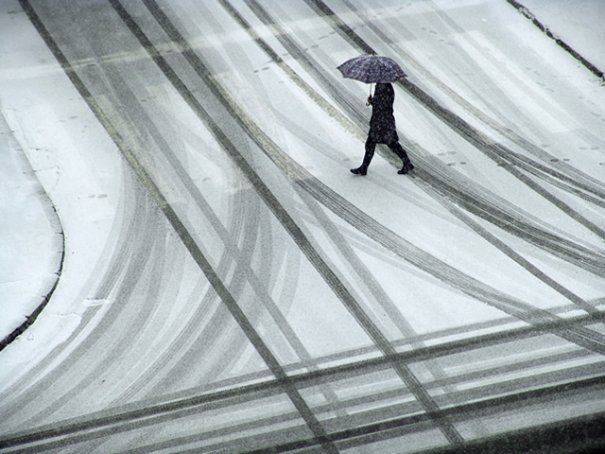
(0, 110, 62, 343)
(0, 0, 604, 452)
(521, 0, 605, 70)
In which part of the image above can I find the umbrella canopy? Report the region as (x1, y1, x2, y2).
(337, 55, 407, 84)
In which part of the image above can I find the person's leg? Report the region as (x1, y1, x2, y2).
(351, 137, 376, 175)
(388, 141, 414, 174)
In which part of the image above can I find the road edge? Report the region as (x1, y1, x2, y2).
(506, 0, 605, 83)
(0, 144, 66, 352)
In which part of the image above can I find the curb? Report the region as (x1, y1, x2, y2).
(506, 0, 605, 83)
(0, 215, 64, 351)
(0, 153, 66, 352)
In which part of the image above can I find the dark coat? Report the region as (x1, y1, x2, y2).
(368, 83, 398, 144)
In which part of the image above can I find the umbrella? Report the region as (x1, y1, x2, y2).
(337, 55, 407, 84)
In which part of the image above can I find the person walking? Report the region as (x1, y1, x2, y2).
(351, 82, 414, 176)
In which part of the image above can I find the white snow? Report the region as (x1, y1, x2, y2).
(0, 0, 604, 451)
(0, 0, 126, 381)
(521, 0, 605, 71)
(0, 113, 62, 338)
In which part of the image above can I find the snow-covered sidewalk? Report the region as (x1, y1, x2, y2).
(0, 0, 124, 348)
(0, 111, 62, 345)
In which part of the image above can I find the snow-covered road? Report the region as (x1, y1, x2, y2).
(1, 0, 604, 452)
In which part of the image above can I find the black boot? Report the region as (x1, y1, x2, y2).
(351, 138, 375, 176)
(398, 160, 414, 174)
(387, 142, 414, 175)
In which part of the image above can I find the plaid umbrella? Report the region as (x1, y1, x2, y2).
(337, 55, 407, 83)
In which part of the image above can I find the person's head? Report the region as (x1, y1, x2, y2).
(375, 82, 393, 94)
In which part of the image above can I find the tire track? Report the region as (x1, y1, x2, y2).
(123, 348, 603, 452)
(429, 187, 601, 318)
(118, 371, 605, 453)
(242, 376, 605, 452)
(295, 189, 466, 402)
(19, 1, 338, 451)
(189, 0, 462, 404)
(274, 109, 603, 287)
(82, 36, 343, 409)
(91, 61, 264, 398)
(299, 174, 605, 350)
(22, 0, 332, 431)
(210, 0, 605, 342)
(245, 1, 604, 262)
(24, 25, 248, 418)
(7, 0, 600, 448)
(230, 0, 605, 278)
(131, 0, 464, 445)
(340, 0, 605, 201)
(112, 1, 604, 443)
(235, 0, 604, 328)
(149, 0, 604, 348)
(304, 0, 605, 240)
(0, 310, 599, 450)
(0, 164, 153, 430)
(145, 1, 601, 412)
(12, 175, 162, 430)
(86, 298, 603, 404)
(106, 296, 599, 408)
(276, 109, 602, 320)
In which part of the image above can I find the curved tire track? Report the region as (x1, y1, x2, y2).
(232, 0, 605, 277)
(303, 0, 605, 240)
(212, 0, 605, 332)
